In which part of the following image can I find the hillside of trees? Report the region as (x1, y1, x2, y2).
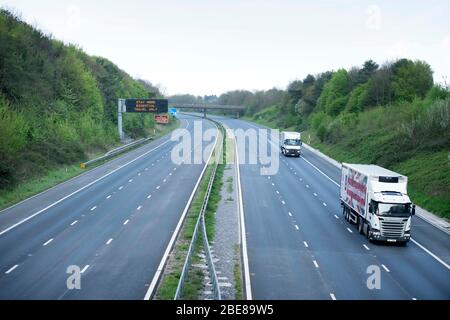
(218, 60, 450, 218)
(0, 9, 162, 189)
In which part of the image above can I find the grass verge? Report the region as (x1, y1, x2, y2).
(0, 119, 180, 211)
(156, 122, 224, 300)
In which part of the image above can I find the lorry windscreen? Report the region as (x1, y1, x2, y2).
(378, 203, 410, 217)
(284, 139, 301, 146)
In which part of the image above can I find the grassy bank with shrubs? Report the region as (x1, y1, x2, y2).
(0, 9, 165, 198)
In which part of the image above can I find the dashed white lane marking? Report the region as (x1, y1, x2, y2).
(90, 206, 97, 211)
(281, 200, 286, 205)
(306, 185, 310, 188)
(346, 227, 353, 233)
(330, 293, 337, 300)
(106, 195, 111, 199)
(334, 214, 339, 219)
(363, 244, 370, 251)
(152, 164, 155, 166)
(138, 173, 141, 176)
(313, 193, 317, 197)
(43, 238, 53, 246)
(169, 173, 172, 176)
(106, 238, 113, 245)
(163, 179, 167, 183)
(381, 264, 390, 272)
(294, 225, 299, 230)
(145, 168, 149, 171)
(80, 265, 89, 274)
(288, 212, 293, 217)
(5, 265, 19, 274)
(174, 168, 177, 171)
(303, 241, 309, 248)
(70, 220, 78, 226)
(147, 195, 152, 199)
(276, 190, 279, 194)
(271, 183, 275, 186)
(137, 206, 142, 211)
(129, 179, 133, 183)
(323, 203, 327, 207)
(294, 172, 297, 175)
(119, 186, 123, 190)
(313, 260, 319, 268)
(300, 178, 303, 181)
(123, 219, 129, 225)
(156, 186, 161, 190)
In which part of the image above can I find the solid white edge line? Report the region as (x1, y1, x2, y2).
(248, 119, 450, 272)
(0, 122, 186, 236)
(143, 119, 219, 300)
(5, 264, 19, 274)
(234, 131, 253, 300)
(411, 238, 450, 270)
(300, 156, 340, 187)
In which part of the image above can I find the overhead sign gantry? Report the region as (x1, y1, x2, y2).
(118, 98, 169, 140)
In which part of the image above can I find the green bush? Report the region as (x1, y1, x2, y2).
(0, 9, 159, 190)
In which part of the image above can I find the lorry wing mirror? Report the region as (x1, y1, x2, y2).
(412, 204, 416, 215)
(300, 141, 303, 146)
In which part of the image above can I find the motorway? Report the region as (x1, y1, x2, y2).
(0, 114, 217, 299)
(0, 112, 449, 300)
(211, 115, 450, 300)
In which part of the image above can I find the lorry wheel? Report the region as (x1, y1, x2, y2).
(366, 226, 373, 242)
(358, 218, 364, 234)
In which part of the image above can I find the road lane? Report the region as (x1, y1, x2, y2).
(0, 115, 217, 299)
(213, 115, 450, 300)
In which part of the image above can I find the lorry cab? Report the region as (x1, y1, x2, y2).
(280, 131, 302, 157)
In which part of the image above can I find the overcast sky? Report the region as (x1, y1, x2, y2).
(1, 0, 449, 96)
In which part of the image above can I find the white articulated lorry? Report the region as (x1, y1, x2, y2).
(340, 163, 415, 244)
(280, 131, 302, 157)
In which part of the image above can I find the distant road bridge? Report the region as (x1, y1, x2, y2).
(170, 103, 245, 118)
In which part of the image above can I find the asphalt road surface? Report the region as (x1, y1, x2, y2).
(211, 115, 450, 300)
(0, 114, 217, 299)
